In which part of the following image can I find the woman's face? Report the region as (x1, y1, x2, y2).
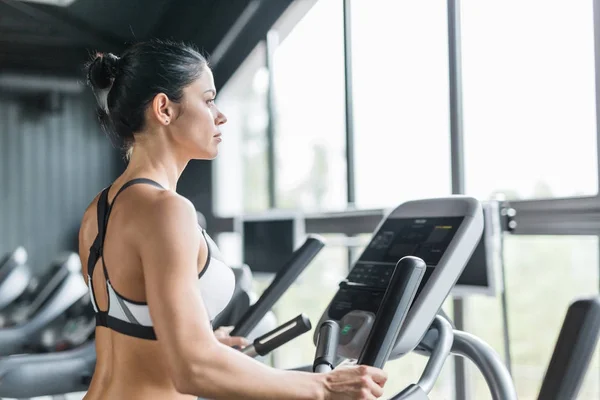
(168, 67, 227, 160)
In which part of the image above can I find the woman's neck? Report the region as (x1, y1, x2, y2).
(122, 140, 189, 192)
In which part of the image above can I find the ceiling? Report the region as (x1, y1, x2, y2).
(0, 0, 294, 89)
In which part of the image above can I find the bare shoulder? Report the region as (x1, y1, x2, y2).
(124, 189, 202, 261)
(78, 186, 200, 270)
(82, 184, 198, 236)
(80, 193, 102, 235)
(135, 190, 199, 233)
(134, 191, 203, 277)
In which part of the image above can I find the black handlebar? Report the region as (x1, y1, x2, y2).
(357, 256, 426, 368)
(231, 235, 325, 338)
(313, 320, 340, 373)
(241, 314, 312, 357)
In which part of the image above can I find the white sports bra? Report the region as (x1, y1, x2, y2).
(87, 178, 235, 340)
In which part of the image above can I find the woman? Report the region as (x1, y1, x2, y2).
(78, 39, 387, 400)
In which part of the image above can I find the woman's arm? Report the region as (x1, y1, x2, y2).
(138, 193, 327, 400)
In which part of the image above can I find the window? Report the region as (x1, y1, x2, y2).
(465, 295, 508, 399)
(467, 235, 599, 399)
(350, 0, 452, 209)
(461, 0, 598, 200)
(214, 43, 270, 215)
(271, 0, 347, 211)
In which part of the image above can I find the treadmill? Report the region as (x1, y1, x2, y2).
(0, 252, 94, 356)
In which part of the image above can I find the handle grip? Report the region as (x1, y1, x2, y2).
(241, 314, 311, 357)
(358, 256, 426, 368)
(313, 320, 340, 373)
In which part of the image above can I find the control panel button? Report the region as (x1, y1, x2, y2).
(341, 324, 353, 336)
(338, 313, 369, 345)
(336, 310, 376, 360)
(347, 263, 395, 288)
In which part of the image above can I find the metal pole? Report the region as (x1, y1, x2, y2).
(452, 300, 469, 400)
(593, 0, 600, 194)
(448, 1, 465, 192)
(343, 0, 357, 272)
(447, 0, 470, 399)
(343, 0, 356, 206)
(499, 231, 513, 374)
(266, 31, 278, 208)
(586, 14, 600, 391)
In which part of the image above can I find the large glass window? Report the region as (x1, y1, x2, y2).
(271, 0, 347, 211)
(214, 43, 270, 215)
(461, 0, 598, 200)
(467, 235, 599, 399)
(350, 0, 452, 209)
(465, 294, 509, 399)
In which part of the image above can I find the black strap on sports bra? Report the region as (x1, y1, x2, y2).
(88, 178, 165, 328)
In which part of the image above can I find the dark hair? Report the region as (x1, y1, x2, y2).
(86, 39, 208, 154)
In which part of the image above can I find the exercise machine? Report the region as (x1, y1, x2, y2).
(314, 196, 484, 358)
(313, 256, 427, 373)
(307, 196, 514, 399)
(311, 197, 599, 400)
(0, 252, 94, 356)
(536, 296, 600, 400)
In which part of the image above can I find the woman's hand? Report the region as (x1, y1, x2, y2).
(214, 326, 250, 349)
(323, 365, 388, 400)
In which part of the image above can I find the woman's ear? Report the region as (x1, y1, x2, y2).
(151, 93, 172, 125)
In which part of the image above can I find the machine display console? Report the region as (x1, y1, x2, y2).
(314, 197, 483, 360)
(328, 217, 463, 322)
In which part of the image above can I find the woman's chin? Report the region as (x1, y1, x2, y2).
(191, 147, 219, 160)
